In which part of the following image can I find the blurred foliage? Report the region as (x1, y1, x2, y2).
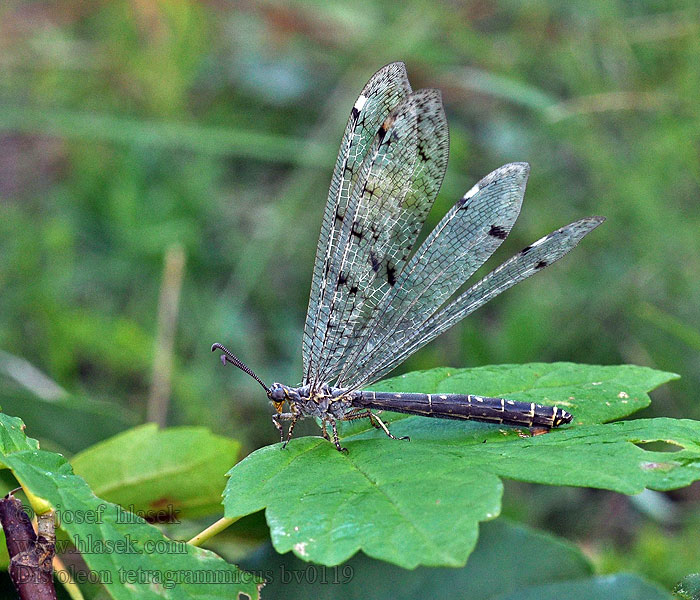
(1, 0, 699, 593)
(598, 514, 700, 590)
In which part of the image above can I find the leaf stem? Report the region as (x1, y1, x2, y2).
(188, 516, 240, 547)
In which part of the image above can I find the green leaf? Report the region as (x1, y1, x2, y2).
(0, 388, 137, 454)
(0, 414, 262, 599)
(224, 363, 689, 568)
(242, 518, 593, 599)
(0, 413, 40, 457)
(71, 424, 240, 519)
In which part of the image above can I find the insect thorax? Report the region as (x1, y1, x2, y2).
(281, 384, 353, 419)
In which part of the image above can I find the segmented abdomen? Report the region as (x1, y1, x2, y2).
(351, 390, 572, 428)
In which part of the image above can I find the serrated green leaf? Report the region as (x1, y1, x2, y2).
(0, 414, 262, 599)
(0, 413, 39, 458)
(224, 363, 690, 568)
(226, 436, 503, 568)
(71, 424, 240, 519)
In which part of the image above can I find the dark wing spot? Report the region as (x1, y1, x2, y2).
(376, 123, 388, 144)
(350, 106, 360, 120)
(535, 260, 548, 270)
(387, 264, 397, 286)
(370, 251, 381, 272)
(418, 143, 429, 162)
(521, 245, 533, 255)
(488, 225, 508, 239)
(351, 223, 363, 239)
(349, 285, 358, 294)
(338, 272, 348, 285)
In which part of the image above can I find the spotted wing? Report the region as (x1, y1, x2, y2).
(335, 163, 528, 387)
(305, 89, 449, 389)
(342, 216, 604, 388)
(302, 62, 411, 384)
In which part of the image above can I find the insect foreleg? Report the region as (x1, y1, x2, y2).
(272, 412, 296, 446)
(283, 414, 300, 448)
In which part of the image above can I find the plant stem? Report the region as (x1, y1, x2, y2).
(188, 516, 240, 547)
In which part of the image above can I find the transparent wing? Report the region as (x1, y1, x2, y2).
(343, 216, 605, 389)
(312, 90, 449, 385)
(302, 62, 411, 384)
(336, 163, 530, 387)
(305, 89, 448, 388)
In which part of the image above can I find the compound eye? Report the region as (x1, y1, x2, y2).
(270, 388, 285, 402)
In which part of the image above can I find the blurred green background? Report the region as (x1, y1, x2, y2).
(1, 0, 699, 593)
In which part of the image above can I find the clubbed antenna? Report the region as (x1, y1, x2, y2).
(211, 343, 270, 393)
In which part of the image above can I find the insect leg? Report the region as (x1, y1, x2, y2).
(341, 408, 369, 419)
(321, 420, 330, 441)
(340, 409, 410, 442)
(327, 417, 347, 453)
(272, 414, 284, 443)
(367, 411, 410, 442)
(283, 414, 300, 448)
(272, 412, 295, 445)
